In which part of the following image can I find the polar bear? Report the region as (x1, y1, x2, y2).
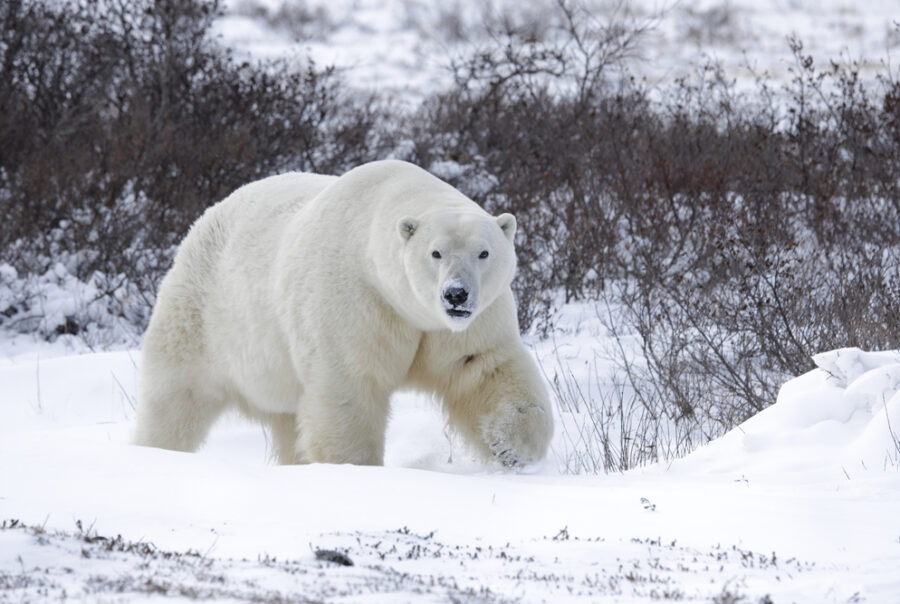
(133, 160, 552, 467)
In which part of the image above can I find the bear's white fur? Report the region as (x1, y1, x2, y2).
(133, 160, 553, 466)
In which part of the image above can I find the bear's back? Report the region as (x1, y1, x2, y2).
(166, 171, 336, 298)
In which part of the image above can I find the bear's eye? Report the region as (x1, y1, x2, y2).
(479, 250, 489, 259)
(431, 250, 442, 259)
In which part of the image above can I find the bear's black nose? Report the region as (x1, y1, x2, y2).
(443, 287, 468, 306)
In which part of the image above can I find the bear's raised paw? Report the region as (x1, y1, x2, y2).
(482, 400, 552, 469)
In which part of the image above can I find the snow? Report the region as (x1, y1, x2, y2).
(2, 334, 899, 601)
(0, 260, 149, 354)
(676, 347, 900, 477)
(216, 0, 900, 97)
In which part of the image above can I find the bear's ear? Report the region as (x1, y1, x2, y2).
(496, 213, 517, 242)
(398, 217, 419, 241)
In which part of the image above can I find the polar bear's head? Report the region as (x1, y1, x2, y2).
(397, 209, 517, 332)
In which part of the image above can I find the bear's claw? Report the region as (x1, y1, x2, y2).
(490, 440, 520, 467)
(482, 398, 552, 469)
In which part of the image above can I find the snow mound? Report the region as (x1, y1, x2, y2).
(676, 347, 900, 477)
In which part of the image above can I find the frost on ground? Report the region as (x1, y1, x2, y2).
(0, 519, 825, 603)
(1, 340, 899, 602)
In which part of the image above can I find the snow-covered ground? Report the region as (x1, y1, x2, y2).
(2, 323, 899, 601)
(216, 0, 900, 97)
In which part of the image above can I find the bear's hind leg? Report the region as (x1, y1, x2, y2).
(133, 372, 226, 453)
(266, 412, 300, 464)
(296, 379, 390, 465)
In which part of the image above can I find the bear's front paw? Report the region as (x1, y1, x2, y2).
(489, 438, 521, 468)
(482, 400, 553, 468)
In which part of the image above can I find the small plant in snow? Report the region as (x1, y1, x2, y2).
(640, 497, 656, 512)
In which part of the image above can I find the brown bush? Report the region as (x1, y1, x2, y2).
(403, 10, 900, 447)
(0, 0, 384, 289)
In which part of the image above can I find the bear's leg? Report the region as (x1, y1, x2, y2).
(133, 372, 226, 453)
(295, 378, 391, 465)
(266, 412, 300, 464)
(440, 350, 553, 467)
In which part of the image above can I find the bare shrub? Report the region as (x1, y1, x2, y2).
(0, 0, 385, 341)
(232, 0, 334, 41)
(404, 1, 655, 331)
(544, 343, 663, 474)
(679, 3, 744, 46)
(405, 4, 900, 469)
